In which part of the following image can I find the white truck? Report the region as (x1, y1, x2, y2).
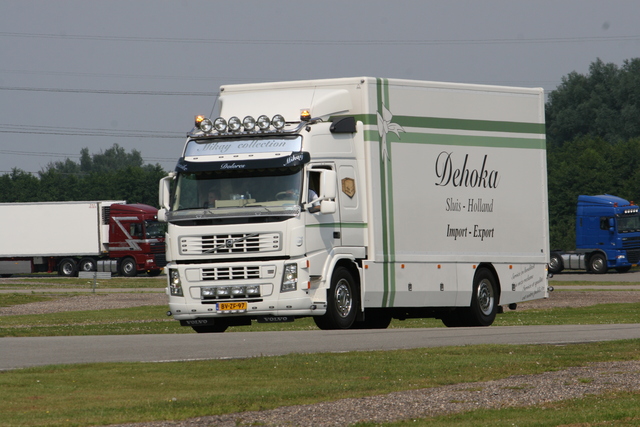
(0, 201, 166, 277)
(159, 77, 550, 332)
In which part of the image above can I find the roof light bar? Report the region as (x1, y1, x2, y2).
(193, 114, 290, 135)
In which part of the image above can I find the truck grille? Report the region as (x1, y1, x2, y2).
(626, 249, 640, 264)
(622, 236, 640, 249)
(180, 233, 281, 255)
(202, 266, 261, 281)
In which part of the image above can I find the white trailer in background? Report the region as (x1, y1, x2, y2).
(0, 201, 166, 277)
(159, 77, 550, 332)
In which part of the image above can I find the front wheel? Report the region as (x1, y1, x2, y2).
(119, 257, 138, 277)
(589, 253, 608, 274)
(314, 266, 359, 330)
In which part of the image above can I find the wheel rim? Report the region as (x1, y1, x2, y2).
(123, 261, 135, 275)
(334, 279, 352, 318)
(592, 256, 604, 272)
(62, 263, 74, 275)
(549, 256, 560, 271)
(476, 278, 494, 316)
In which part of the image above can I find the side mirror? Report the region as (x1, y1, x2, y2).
(320, 169, 337, 199)
(320, 200, 336, 214)
(159, 173, 174, 211)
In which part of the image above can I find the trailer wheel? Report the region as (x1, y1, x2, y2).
(119, 257, 138, 277)
(58, 258, 77, 277)
(589, 253, 608, 274)
(78, 258, 96, 272)
(548, 253, 564, 274)
(467, 268, 498, 326)
(314, 266, 358, 330)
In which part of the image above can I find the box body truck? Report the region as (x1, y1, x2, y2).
(0, 201, 166, 277)
(159, 77, 550, 332)
(549, 194, 640, 274)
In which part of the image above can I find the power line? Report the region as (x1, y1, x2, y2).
(1, 31, 639, 45)
(0, 123, 186, 138)
(0, 86, 217, 96)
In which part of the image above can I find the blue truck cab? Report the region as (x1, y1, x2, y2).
(549, 194, 640, 274)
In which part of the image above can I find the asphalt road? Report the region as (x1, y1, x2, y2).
(2, 323, 640, 371)
(2, 272, 640, 370)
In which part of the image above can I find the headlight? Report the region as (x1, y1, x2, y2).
(169, 269, 183, 296)
(272, 114, 285, 130)
(246, 285, 261, 295)
(228, 116, 241, 132)
(213, 117, 227, 132)
(231, 286, 245, 296)
(216, 286, 231, 297)
(243, 116, 256, 131)
(281, 263, 298, 292)
(257, 115, 271, 130)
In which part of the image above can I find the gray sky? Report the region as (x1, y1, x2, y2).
(1, 0, 639, 175)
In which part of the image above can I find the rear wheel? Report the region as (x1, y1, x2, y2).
(548, 253, 563, 274)
(58, 258, 77, 277)
(78, 257, 96, 272)
(467, 269, 498, 326)
(314, 266, 359, 330)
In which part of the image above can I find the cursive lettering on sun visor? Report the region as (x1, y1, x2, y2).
(174, 152, 310, 173)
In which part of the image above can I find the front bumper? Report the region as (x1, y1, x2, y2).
(166, 259, 326, 321)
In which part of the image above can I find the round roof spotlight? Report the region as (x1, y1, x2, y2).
(198, 117, 213, 133)
(272, 114, 286, 130)
(257, 115, 271, 131)
(213, 117, 227, 132)
(228, 116, 242, 132)
(243, 116, 256, 131)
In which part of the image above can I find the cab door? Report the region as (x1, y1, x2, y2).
(305, 165, 340, 278)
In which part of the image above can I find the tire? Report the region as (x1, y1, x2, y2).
(119, 257, 138, 277)
(192, 324, 228, 333)
(548, 253, 564, 274)
(78, 257, 96, 273)
(314, 266, 359, 330)
(58, 258, 77, 277)
(589, 253, 608, 274)
(467, 268, 498, 327)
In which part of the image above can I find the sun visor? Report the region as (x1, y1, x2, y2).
(175, 152, 310, 173)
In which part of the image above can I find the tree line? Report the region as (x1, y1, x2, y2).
(0, 144, 166, 207)
(546, 58, 640, 250)
(1, 58, 639, 250)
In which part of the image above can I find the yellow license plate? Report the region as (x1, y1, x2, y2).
(217, 302, 247, 311)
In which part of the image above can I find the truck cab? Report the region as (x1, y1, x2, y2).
(550, 194, 640, 274)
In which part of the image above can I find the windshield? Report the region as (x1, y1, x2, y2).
(172, 166, 303, 212)
(617, 215, 640, 233)
(145, 221, 167, 239)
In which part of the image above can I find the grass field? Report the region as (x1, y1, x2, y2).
(1, 341, 639, 426)
(1, 276, 640, 426)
